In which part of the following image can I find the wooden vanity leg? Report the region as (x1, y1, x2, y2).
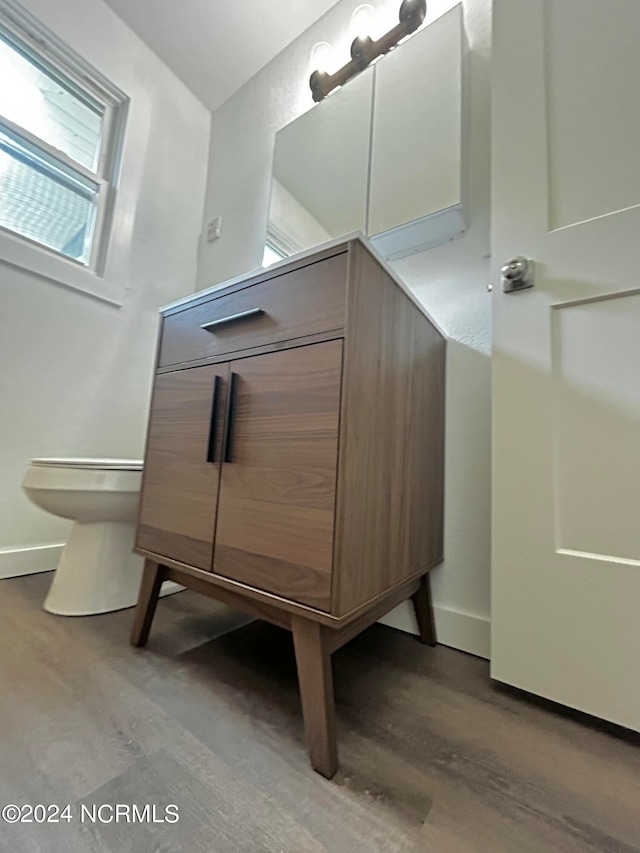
(412, 573, 437, 646)
(292, 616, 338, 779)
(130, 560, 166, 648)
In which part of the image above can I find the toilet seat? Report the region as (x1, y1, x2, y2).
(31, 458, 143, 471)
(23, 460, 143, 495)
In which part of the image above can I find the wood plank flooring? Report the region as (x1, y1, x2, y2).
(0, 573, 639, 852)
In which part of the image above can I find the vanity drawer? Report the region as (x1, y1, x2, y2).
(159, 252, 347, 367)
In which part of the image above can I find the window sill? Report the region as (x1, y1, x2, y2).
(0, 228, 125, 307)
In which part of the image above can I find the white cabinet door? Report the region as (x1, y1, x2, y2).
(268, 68, 373, 255)
(368, 4, 462, 240)
(492, 0, 640, 731)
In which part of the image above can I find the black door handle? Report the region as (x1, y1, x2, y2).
(206, 375, 222, 463)
(222, 372, 239, 463)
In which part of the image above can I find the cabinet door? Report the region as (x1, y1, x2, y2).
(213, 340, 342, 611)
(137, 364, 228, 570)
(268, 66, 373, 254)
(368, 5, 462, 236)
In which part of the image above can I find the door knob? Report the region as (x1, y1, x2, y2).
(500, 256, 534, 292)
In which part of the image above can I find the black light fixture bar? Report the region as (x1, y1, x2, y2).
(309, 0, 427, 103)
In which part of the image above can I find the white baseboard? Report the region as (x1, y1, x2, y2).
(0, 543, 64, 579)
(0, 546, 184, 602)
(161, 581, 185, 597)
(379, 601, 490, 660)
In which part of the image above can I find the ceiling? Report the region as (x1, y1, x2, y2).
(102, 0, 342, 111)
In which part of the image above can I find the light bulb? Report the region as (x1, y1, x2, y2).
(309, 41, 334, 74)
(350, 4, 377, 40)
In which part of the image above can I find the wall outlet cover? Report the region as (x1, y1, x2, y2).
(207, 217, 222, 242)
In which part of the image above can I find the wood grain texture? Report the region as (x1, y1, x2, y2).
(4, 572, 640, 853)
(130, 560, 166, 647)
(155, 330, 343, 375)
(213, 546, 332, 611)
(213, 341, 343, 610)
(292, 616, 338, 779)
(136, 364, 228, 570)
(162, 243, 349, 316)
(134, 237, 446, 779)
(134, 548, 429, 628)
(136, 526, 213, 571)
(159, 252, 347, 368)
(333, 239, 446, 616)
(327, 576, 421, 653)
(412, 572, 437, 646)
(163, 565, 291, 630)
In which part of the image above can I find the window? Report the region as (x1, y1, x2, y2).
(262, 242, 286, 268)
(0, 8, 125, 271)
(262, 224, 294, 267)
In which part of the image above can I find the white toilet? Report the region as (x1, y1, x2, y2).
(21, 458, 180, 616)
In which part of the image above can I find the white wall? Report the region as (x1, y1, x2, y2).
(0, 0, 210, 576)
(198, 0, 492, 657)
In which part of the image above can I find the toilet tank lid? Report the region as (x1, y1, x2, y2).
(30, 458, 143, 471)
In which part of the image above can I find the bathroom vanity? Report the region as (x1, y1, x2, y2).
(131, 236, 445, 777)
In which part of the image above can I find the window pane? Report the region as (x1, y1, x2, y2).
(0, 130, 97, 264)
(0, 30, 103, 171)
(262, 243, 285, 267)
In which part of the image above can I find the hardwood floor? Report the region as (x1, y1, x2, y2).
(0, 573, 639, 852)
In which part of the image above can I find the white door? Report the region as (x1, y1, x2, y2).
(492, 0, 640, 730)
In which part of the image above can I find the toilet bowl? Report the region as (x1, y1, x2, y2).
(21, 458, 181, 616)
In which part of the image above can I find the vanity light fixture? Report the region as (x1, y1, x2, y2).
(350, 4, 377, 40)
(309, 41, 335, 75)
(309, 0, 426, 102)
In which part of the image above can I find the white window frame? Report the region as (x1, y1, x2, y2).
(0, 0, 128, 305)
(262, 237, 288, 268)
(265, 223, 301, 259)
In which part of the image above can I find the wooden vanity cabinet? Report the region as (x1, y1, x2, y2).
(136, 363, 228, 570)
(131, 236, 445, 778)
(213, 340, 343, 610)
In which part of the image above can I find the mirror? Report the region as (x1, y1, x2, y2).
(266, 66, 373, 258)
